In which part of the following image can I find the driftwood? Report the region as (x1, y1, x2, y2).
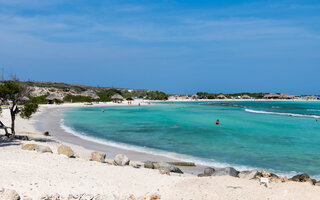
(167, 162, 196, 167)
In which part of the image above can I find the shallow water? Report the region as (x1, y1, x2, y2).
(63, 101, 320, 176)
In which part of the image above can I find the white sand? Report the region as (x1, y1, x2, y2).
(1, 101, 320, 199)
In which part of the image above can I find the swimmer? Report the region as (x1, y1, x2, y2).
(216, 119, 220, 125)
(102, 109, 104, 112)
(174, 125, 178, 128)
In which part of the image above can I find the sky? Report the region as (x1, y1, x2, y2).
(0, 0, 319, 94)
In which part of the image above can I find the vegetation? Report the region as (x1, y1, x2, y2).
(97, 88, 122, 102)
(196, 92, 268, 99)
(146, 91, 168, 100)
(0, 81, 38, 137)
(30, 94, 49, 104)
(64, 95, 93, 103)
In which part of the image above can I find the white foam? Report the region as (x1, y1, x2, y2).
(245, 109, 320, 119)
(60, 118, 304, 177)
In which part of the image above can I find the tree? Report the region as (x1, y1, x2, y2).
(0, 81, 38, 137)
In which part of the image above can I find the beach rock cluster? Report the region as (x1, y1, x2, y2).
(21, 143, 52, 153)
(144, 161, 183, 174)
(0, 188, 20, 200)
(198, 167, 239, 177)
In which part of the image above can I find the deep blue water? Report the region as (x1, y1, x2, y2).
(62, 101, 320, 176)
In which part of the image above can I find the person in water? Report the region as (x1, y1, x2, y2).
(102, 109, 104, 112)
(174, 125, 178, 128)
(216, 119, 220, 125)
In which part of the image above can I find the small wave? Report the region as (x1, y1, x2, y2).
(244, 109, 320, 119)
(60, 118, 302, 177)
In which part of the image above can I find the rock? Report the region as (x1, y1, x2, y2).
(35, 145, 53, 153)
(0, 188, 20, 200)
(57, 145, 75, 158)
(114, 154, 130, 166)
(290, 174, 315, 184)
(153, 161, 171, 170)
(315, 181, 320, 186)
(261, 169, 270, 178)
(21, 143, 36, 151)
(204, 167, 215, 176)
(91, 152, 106, 162)
(44, 131, 51, 136)
(40, 193, 61, 200)
(144, 161, 154, 169)
(197, 173, 206, 177)
(149, 194, 161, 200)
(238, 169, 259, 180)
(159, 168, 170, 175)
(169, 166, 183, 174)
(213, 167, 239, 177)
(130, 161, 144, 168)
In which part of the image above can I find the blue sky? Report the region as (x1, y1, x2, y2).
(1, 0, 319, 94)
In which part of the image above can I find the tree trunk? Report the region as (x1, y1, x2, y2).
(10, 104, 16, 136)
(0, 121, 9, 136)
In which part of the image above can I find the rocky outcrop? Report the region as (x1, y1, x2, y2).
(144, 161, 154, 169)
(0, 188, 20, 200)
(290, 174, 316, 185)
(129, 161, 144, 168)
(159, 168, 170, 175)
(57, 145, 75, 158)
(21, 143, 36, 151)
(114, 154, 130, 166)
(212, 167, 239, 177)
(35, 145, 53, 153)
(204, 167, 215, 176)
(153, 161, 183, 174)
(91, 152, 106, 163)
(238, 169, 259, 180)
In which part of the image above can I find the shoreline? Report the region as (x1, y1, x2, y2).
(2, 100, 320, 199)
(32, 100, 319, 177)
(33, 103, 209, 175)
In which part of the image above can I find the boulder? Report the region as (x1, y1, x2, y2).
(44, 131, 51, 136)
(169, 166, 183, 174)
(21, 143, 36, 151)
(35, 145, 53, 153)
(159, 168, 170, 175)
(153, 161, 171, 169)
(290, 174, 315, 184)
(130, 161, 144, 168)
(213, 167, 239, 177)
(261, 169, 270, 178)
(204, 167, 215, 176)
(91, 152, 106, 162)
(114, 154, 130, 166)
(238, 169, 259, 180)
(57, 145, 75, 158)
(144, 161, 154, 169)
(0, 188, 20, 200)
(153, 161, 183, 174)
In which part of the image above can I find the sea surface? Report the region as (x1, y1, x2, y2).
(62, 101, 320, 177)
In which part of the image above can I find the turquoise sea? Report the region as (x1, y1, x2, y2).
(62, 101, 320, 177)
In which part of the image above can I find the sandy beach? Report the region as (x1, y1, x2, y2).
(1, 100, 320, 199)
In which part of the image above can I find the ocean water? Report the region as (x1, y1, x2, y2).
(62, 101, 320, 177)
